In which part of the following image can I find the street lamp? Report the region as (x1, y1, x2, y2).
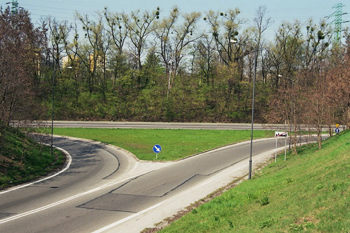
(248, 48, 258, 180)
(51, 67, 55, 157)
(231, 39, 257, 180)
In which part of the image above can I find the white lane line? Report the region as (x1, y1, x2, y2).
(91, 202, 164, 233)
(90, 167, 228, 233)
(0, 172, 152, 225)
(0, 146, 72, 195)
(0, 192, 88, 224)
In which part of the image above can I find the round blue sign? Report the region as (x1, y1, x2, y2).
(153, 144, 162, 153)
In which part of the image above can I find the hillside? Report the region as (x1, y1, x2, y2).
(0, 126, 65, 189)
(155, 130, 350, 232)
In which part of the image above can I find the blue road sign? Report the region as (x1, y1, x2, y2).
(153, 144, 162, 153)
(335, 128, 340, 134)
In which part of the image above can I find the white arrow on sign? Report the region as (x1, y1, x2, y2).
(153, 144, 162, 153)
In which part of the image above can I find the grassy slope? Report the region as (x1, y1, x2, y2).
(158, 130, 350, 232)
(52, 128, 275, 161)
(0, 126, 64, 189)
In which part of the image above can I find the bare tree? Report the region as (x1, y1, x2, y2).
(0, 7, 46, 126)
(45, 17, 72, 70)
(266, 21, 303, 89)
(76, 12, 110, 94)
(204, 8, 242, 66)
(103, 8, 129, 86)
(299, 65, 328, 149)
(154, 7, 201, 96)
(153, 6, 179, 96)
(253, 6, 272, 84)
(326, 48, 350, 129)
(303, 19, 332, 70)
(122, 8, 159, 70)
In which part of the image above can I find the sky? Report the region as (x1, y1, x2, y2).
(1, 0, 349, 40)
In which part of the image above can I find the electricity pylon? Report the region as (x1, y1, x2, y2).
(327, 3, 349, 44)
(6, 0, 18, 15)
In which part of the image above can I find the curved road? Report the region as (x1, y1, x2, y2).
(0, 131, 325, 232)
(0, 136, 137, 232)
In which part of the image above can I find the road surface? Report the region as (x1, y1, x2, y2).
(26, 121, 297, 130)
(0, 132, 325, 232)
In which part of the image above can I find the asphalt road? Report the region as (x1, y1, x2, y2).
(26, 120, 345, 131)
(0, 131, 325, 232)
(31, 121, 292, 130)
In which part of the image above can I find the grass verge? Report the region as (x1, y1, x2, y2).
(0, 126, 65, 190)
(52, 128, 275, 161)
(148, 130, 350, 232)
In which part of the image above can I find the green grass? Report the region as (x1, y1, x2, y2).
(53, 128, 275, 161)
(0, 126, 65, 189)
(157, 130, 350, 232)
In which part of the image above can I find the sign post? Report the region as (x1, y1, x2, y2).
(275, 132, 288, 162)
(153, 144, 162, 159)
(335, 124, 340, 134)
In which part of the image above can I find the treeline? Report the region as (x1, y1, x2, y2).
(0, 7, 46, 127)
(1, 6, 350, 133)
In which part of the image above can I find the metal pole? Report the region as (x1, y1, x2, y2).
(289, 80, 293, 153)
(51, 69, 55, 157)
(249, 49, 257, 180)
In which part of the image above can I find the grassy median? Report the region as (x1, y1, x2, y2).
(53, 128, 274, 161)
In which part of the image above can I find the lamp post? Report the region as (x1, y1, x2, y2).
(51, 67, 55, 157)
(248, 48, 258, 180)
(231, 39, 257, 180)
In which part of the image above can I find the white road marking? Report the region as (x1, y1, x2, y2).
(91, 202, 164, 233)
(0, 146, 72, 195)
(0, 172, 154, 225)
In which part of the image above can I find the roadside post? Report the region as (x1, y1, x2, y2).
(275, 132, 288, 162)
(335, 124, 340, 134)
(153, 144, 162, 159)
